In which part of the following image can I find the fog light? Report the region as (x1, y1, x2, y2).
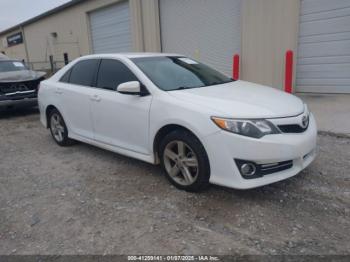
(240, 163, 256, 176)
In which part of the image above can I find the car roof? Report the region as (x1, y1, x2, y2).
(0, 54, 21, 62)
(123, 52, 182, 58)
(79, 52, 183, 60)
(0, 59, 21, 62)
(0, 59, 20, 62)
(0, 53, 10, 61)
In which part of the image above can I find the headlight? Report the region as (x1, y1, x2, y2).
(211, 117, 280, 138)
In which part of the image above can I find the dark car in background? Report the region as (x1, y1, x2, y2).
(0, 54, 46, 110)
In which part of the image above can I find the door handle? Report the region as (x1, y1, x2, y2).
(55, 88, 63, 94)
(91, 94, 101, 102)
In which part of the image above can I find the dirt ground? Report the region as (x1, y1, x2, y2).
(0, 108, 349, 255)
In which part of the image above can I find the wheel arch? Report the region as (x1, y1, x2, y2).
(153, 124, 204, 164)
(45, 105, 59, 128)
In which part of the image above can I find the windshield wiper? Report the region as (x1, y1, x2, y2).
(210, 79, 234, 86)
(170, 85, 204, 91)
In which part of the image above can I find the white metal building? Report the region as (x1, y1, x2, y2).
(0, 0, 349, 93)
(89, 1, 132, 54)
(296, 0, 350, 93)
(159, 0, 242, 76)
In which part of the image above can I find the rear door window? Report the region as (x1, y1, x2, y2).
(69, 59, 99, 86)
(96, 59, 138, 90)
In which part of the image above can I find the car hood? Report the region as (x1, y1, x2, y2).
(168, 80, 305, 118)
(0, 70, 46, 83)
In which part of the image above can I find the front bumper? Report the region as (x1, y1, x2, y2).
(0, 97, 38, 109)
(204, 113, 317, 189)
(0, 89, 38, 109)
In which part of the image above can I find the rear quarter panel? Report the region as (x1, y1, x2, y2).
(38, 79, 61, 128)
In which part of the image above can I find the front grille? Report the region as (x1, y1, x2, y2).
(0, 80, 40, 95)
(259, 160, 293, 175)
(278, 124, 307, 133)
(0, 83, 30, 93)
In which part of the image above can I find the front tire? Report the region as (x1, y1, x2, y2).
(159, 130, 210, 192)
(49, 109, 74, 146)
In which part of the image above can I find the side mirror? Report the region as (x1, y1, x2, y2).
(117, 81, 141, 95)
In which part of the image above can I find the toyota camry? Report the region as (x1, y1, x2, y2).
(38, 53, 317, 191)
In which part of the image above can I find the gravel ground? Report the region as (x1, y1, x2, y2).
(0, 108, 349, 255)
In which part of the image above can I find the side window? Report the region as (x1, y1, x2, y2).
(59, 69, 71, 83)
(97, 59, 138, 90)
(69, 59, 99, 86)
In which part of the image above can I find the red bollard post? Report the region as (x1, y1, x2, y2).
(233, 54, 240, 80)
(284, 50, 293, 93)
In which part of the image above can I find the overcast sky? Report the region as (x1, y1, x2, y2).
(0, 0, 71, 32)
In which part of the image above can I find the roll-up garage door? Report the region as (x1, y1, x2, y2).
(89, 1, 132, 54)
(159, 0, 241, 76)
(297, 0, 350, 93)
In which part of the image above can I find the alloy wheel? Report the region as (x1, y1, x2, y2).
(163, 140, 199, 186)
(50, 113, 65, 142)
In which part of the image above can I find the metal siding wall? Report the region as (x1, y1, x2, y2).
(159, 0, 241, 76)
(89, 1, 132, 53)
(297, 0, 350, 93)
(241, 0, 300, 90)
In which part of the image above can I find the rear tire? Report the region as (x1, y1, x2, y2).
(159, 129, 210, 192)
(48, 109, 74, 146)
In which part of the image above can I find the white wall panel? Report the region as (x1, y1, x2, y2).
(89, 1, 132, 53)
(297, 0, 350, 93)
(159, 0, 241, 76)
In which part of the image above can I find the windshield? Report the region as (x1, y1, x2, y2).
(0, 61, 27, 73)
(131, 56, 233, 91)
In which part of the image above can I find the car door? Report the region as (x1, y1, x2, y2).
(90, 59, 152, 155)
(57, 59, 99, 139)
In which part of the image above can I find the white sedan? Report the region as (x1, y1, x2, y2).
(38, 53, 317, 191)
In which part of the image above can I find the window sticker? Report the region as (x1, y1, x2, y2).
(13, 62, 24, 67)
(178, 58, 198, 65)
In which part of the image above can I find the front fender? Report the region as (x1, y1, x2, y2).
(149, 97, 220, 161)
